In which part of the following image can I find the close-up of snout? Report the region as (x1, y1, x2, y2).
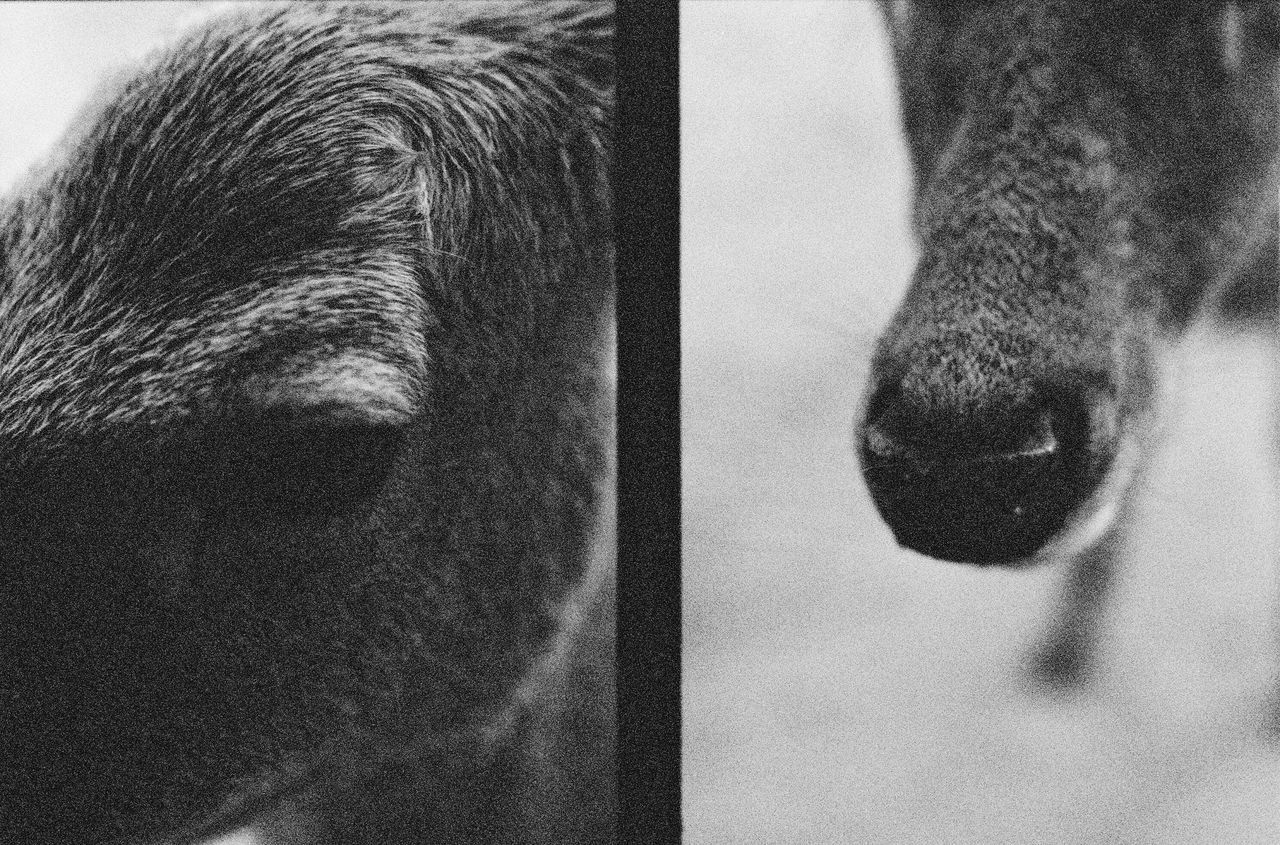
(858, 359, 1119, 565)
(685, 2, 1280, 843)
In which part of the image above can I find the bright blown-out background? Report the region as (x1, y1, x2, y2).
(682, 3, 1280, 843)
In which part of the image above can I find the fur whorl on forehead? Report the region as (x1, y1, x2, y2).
(0, 1, 613, 449)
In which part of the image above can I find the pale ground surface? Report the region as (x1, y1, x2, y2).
(683, 2, 1280, 843)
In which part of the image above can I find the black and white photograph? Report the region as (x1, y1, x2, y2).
(8, 0, 1280, 843)
(0, 3, 615, 843)
(684, 1, 1280, 842)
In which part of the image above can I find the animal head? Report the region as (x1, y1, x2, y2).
(0, 2, 613, 841)
(859, 0, 1278, 564)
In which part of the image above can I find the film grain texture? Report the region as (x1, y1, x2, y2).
(0, 3, 615, 844)
(683, 3, 1280, 842)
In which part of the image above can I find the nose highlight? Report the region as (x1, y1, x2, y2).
(859, 376, 1112, 565)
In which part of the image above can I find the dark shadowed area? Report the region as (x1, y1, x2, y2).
(1, 7, 248, 842)
(682, 2, 1280, 842)
(1, 4, 615, 844)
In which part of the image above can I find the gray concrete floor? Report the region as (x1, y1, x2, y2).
(682, 3, 1280, 843)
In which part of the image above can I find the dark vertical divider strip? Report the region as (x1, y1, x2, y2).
(616, 1, 681, 843)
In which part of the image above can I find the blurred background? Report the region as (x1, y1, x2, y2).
(7, 2, 1280, 843)
(0, 2, 233, 192)
(682, 2, 1280, 843)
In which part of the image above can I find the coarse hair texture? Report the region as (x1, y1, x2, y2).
(862, 0, 1276, 679)
(0, 2, 614, 843)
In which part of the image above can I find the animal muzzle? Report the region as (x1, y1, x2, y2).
(858, 375, 1119, 565)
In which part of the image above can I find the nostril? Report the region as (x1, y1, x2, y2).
(859, 383, 1063, 465)
(1007, 409, 1057, 459)
(858, 383, 914, 463)
(863, 421, 905, 460)
(858, 380, 1116, 565)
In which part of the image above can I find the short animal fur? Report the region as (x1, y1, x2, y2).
(0, 2, 613, 843)
(860, 0, 1278, 682)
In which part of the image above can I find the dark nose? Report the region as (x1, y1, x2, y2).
(858, 378, 1115, 565)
